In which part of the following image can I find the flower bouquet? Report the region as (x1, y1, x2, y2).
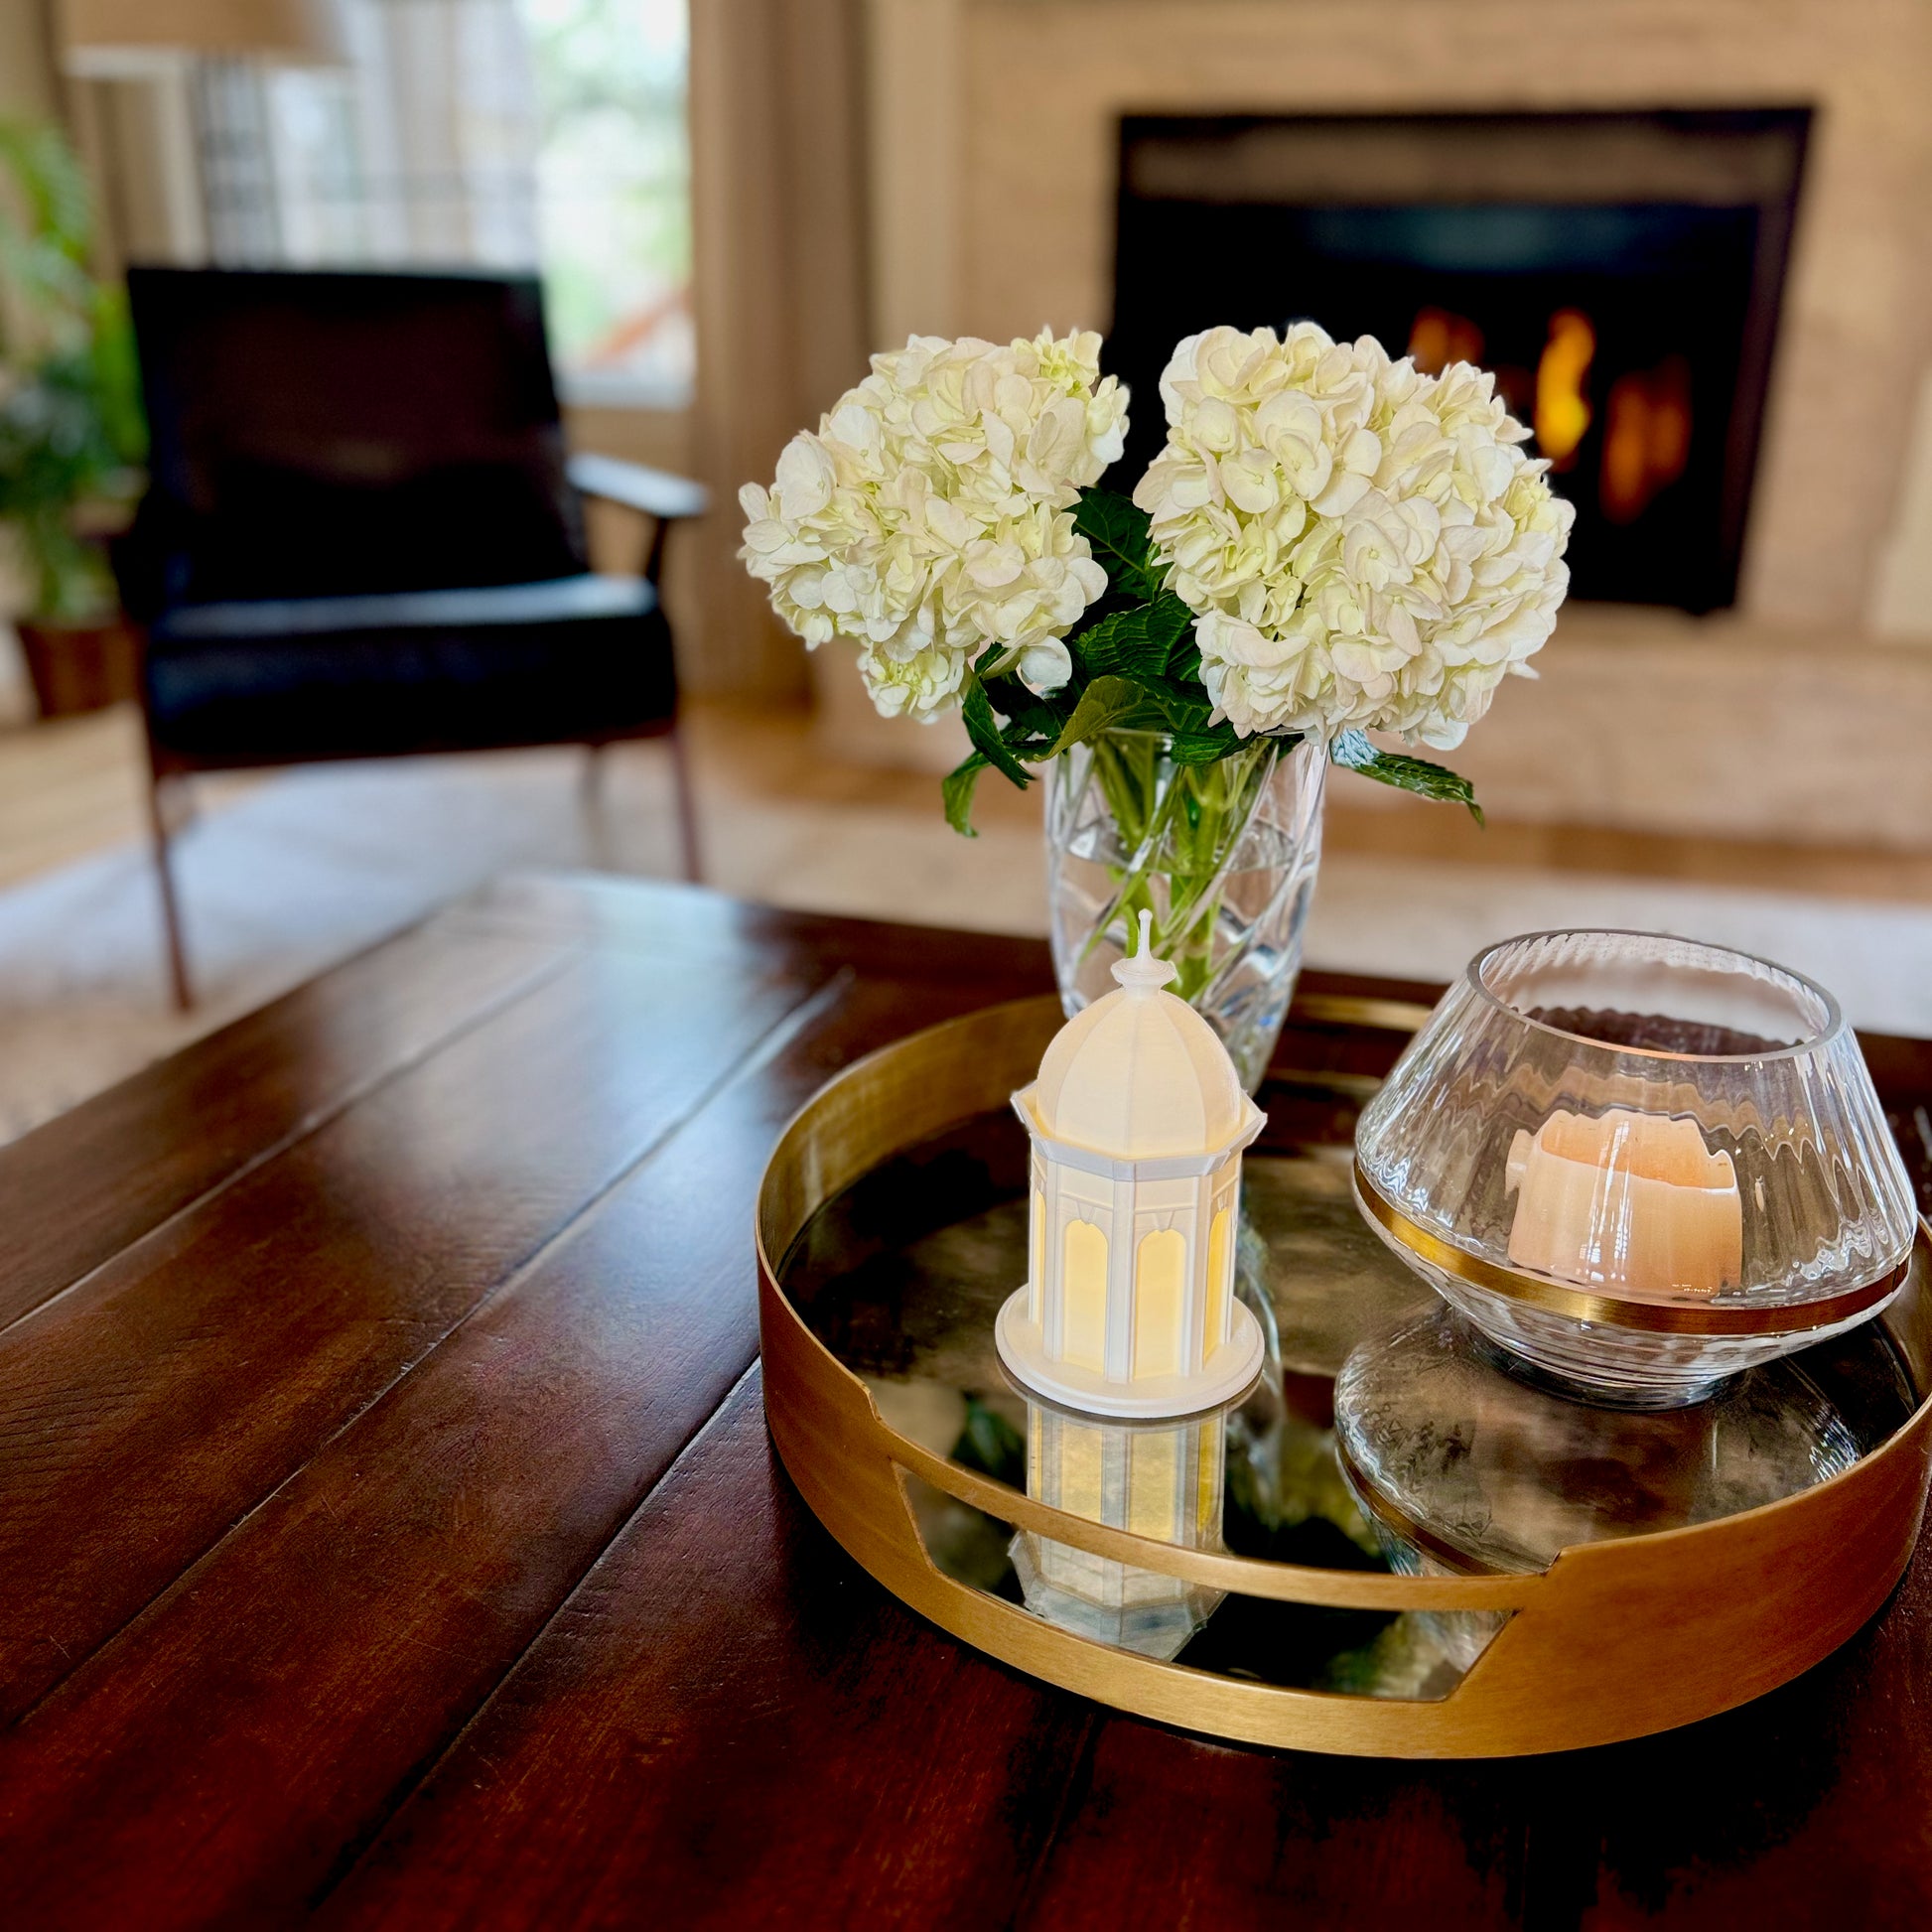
(741, 324, 1574, 1082)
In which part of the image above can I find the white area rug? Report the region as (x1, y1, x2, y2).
(2, 739, 1929, 1146)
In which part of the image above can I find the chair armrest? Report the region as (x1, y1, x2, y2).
(567, 452, 710, 522)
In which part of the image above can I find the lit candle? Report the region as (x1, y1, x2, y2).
(1505, 1108, 1742, 1296)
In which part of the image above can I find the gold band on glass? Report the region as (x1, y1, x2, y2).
(1352, 1159, 1911, 1338)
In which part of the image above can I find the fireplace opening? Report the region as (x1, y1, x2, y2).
(1111, 110, 1812, 614)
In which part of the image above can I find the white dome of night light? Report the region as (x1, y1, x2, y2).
(1034, 927, 1249, 1160)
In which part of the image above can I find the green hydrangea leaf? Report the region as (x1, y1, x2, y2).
(941, 753, 988, 837)
(962, 679, 1033, 788)
(983, 682, 1066, 743)
(1072, 488, 1163, 604)
(1046, 673, 1164, 756)
(1330, 729, 1484, 823)
(1137, 675, 1219, 735)
(1165, 724, 1244, 764)
(1077, 594, 1191, 674)
(1147, 593, 1194, 662)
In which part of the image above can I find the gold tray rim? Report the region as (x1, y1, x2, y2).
(755, 991, 1932, 1757)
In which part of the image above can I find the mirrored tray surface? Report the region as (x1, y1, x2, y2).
(778, 1107, 1920, 1702)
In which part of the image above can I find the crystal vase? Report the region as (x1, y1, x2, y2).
(1044, 729, 1326, 1091)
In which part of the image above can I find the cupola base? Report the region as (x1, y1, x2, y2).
(994, 1288, 1265, 1420)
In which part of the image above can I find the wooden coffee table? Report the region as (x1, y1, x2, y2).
(0, 873, 1927, 1927)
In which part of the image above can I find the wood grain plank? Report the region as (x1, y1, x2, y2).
(0, 913, 578, 1330)
(1555, 1532, 1932, 1928)
(319, 1373, 1096, 1932)
(321, 1372, 1528, 1932)
(450, 873, 1452, 1019)
(452, 869, 1063, 992)
(0, 944, 824, 1723)
(0, 974, 1041, 1929)
(1014, 1717, 1529, 1931)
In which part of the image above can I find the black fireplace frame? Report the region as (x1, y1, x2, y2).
(1111, 107, 1814, 614)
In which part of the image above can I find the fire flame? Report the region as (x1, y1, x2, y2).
(1601, 356, 1692, 523)
(1535, 311, 1595, 470)
(1408, 307, 1485, 375)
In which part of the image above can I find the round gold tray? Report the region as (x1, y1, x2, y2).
(756, 995, 1932, 1758)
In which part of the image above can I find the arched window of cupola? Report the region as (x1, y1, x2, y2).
(1060, 1219, 1109, 1372)
(1133, 1227, 1186, 1377)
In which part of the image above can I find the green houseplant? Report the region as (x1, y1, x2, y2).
(0, 119, 146, 713)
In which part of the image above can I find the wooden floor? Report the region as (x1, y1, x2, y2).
(3, 699, 1930, 907)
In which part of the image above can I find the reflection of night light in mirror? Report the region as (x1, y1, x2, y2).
(1013, 1404, 1228, 1660)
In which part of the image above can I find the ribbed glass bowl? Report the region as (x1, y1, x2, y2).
(1353, 930, 1919, 1407)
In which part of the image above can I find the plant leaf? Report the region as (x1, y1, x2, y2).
(993, 692, 1066, 742)
(941, 753, 988, 837)
(1046, 673, 1157, 756)
(1330, 730, 1484, 823)
(1072, 488, 1162, 604)
(1075, 591, 1196, 682)
(1135, 674, 1219, 734)
(1165, 724, 1244, 764)
(1147, 592, 1194, 663)
(962, 679, 1033, 788)
(973, 638, 1026, 682)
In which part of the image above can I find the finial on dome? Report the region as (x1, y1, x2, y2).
(1111, 908, 1177, 996)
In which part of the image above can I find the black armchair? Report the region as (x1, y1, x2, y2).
(116, 265, 708, 1008)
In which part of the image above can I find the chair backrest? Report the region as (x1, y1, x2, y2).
(126, 266, 588, 608)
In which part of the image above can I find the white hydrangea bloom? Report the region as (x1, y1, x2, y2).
(740, 330, 1128, 721)
(1134, 323, 1573, 749)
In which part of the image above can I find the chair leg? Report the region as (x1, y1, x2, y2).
(581, 743, 613, 871)
(147, 769, 194, 1011)
(667, 725, 701, 884)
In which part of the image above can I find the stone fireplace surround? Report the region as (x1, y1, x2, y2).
(834, 0, 1932, 852)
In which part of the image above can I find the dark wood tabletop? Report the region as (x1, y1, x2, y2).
(1, 871, 1928, 1931)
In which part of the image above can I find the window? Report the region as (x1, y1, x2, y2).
(520, 0, 693, 405)
(192, 0, 694, 407)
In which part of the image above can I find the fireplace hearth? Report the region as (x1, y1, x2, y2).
(1111, 110, 1811, 614)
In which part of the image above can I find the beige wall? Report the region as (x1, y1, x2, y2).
(841, 0, 1932, 844)
(566, 401, 704, 677)
(0, 0, 55, 116)
(927, 0, 1932, 640)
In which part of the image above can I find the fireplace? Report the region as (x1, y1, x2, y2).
(1110, 110, 1812, 614)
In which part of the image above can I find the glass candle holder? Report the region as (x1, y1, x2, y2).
(1352, 930, 1919, 1408)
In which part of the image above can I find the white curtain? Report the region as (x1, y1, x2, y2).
(686, 0, 868, 699)
(195, 0, 542, 270)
